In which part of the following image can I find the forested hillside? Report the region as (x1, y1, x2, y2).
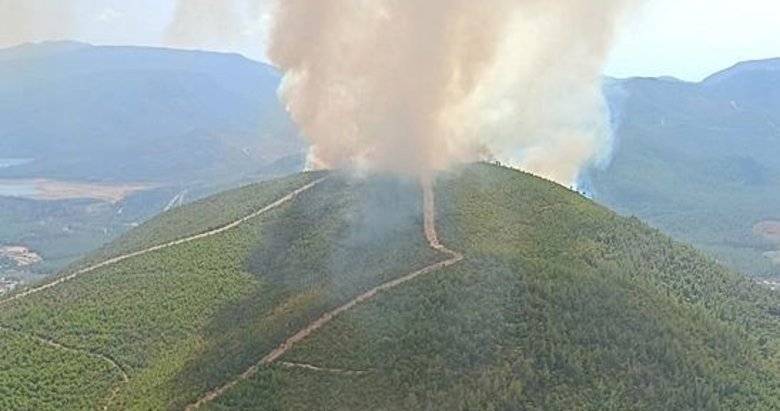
(1, 164, 778, 410)
(587, 59, 780, 278)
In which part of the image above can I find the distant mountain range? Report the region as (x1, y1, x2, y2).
(0, 41, 304, 283)
(2, 41, 779, 284)
(587, 57, 780, 277)
(0, 41, 304, 182)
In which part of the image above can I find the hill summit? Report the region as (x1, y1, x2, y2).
(1, 163, 779, 410)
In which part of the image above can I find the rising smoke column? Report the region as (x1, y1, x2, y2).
(167, 0, 246, 49)
(269, 0, 636, 183)
(0, 0, 74, 48)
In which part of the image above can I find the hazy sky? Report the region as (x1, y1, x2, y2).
(607, 0, 780, 80)
(1, 0, 779, 81)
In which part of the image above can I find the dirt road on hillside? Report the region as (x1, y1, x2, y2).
(0, 325, 128, 410)
(0, 178, 328, 308)
(0, 177, 328, 410)
(279, 361, 371, 376)
(184, 178, 464, 411)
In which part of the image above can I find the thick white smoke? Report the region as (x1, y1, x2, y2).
(166, 0, 245, 49)
(167, 0, 280, 57)
(6, 0, 634, 185)
(268, 0, 636, 183)
(0, 0, 74, 48)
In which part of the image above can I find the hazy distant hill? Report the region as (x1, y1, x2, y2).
(0, 41, 304, 182)
(1, 164, 779, 410)
(0, 42, 304, 283)
(586, 58, 780, 278)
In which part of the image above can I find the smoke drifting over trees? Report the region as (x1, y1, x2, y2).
(267, 0, 636, 183)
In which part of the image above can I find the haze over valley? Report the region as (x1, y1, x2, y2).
(588, 57, 780, 279)
(0, 41, 303, 285)
(3, 41, 779, 290)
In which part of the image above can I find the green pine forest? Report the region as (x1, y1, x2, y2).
(1, 163, 779, 410)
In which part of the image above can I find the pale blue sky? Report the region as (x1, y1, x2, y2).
(607, 0, 780, 80)
(2, 0, 779, 81)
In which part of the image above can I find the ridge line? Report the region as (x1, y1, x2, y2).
(183, 177, 463, 410)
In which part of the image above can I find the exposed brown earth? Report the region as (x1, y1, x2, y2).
(0, 179, 150, 202)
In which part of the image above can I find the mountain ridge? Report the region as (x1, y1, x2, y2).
(702, 57, 780, 87)
(589, 56, 780, 278)
(1, 163, 779, 410)
(0, 41, 301, 182)
(0, 41, 305, 285)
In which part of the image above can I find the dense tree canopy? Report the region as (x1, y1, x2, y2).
(1, 164, 778, 410)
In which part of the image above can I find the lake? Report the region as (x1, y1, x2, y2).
(0, 158, 32, 168)
(0, 182, 41, 197)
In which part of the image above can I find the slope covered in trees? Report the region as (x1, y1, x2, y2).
(587, 60, 780, 278)
(1, 164, 778, 410)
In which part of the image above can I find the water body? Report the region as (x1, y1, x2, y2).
(0, 158, 32, 168)
(0, 182, 40, 197)
(0, 159, 39, 197)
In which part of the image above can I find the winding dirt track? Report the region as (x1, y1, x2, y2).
(184, 178, 464, 411)
(0, 178, 327, 308)
(0, 177, 327, 411)
(34, 334, 130, 411)
(279, 361, 371, 376)
(0, 325, 128, 410)
(34, 332, 129, 411)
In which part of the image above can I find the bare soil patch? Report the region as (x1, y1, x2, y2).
(0, 179, 150, 202)
(0, 246, 42, 266)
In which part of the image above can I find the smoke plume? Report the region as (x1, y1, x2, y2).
(166, 0, 246, 49)
(2, 1, 635, 184)
(0, 0, 74, 48)
(269, 0, 635, 183)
